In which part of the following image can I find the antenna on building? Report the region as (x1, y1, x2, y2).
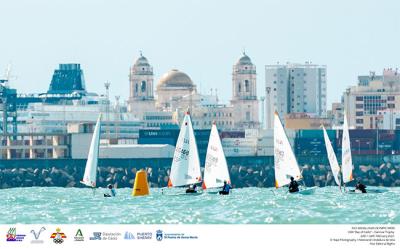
(104, 81, 111, 142)
(215, 88, 219, 103)
(115, 95, 120, 141)
(210, 88, 213, 96)
(139, 50, 143, 57)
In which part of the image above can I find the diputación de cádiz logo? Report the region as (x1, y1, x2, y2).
(50, 228, 67, 244)
(30, 227, 46, 243)
(6, 227, 26, 242)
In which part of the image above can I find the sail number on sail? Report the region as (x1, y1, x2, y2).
(173, 146, 189, 162)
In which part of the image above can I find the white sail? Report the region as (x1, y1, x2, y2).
(274, 112, 302, 188)
(168, 112, 202, 187)
(203, 123, 230, 189)
(341, 112, 353, 183)
(81, 115, 101, 187)
(322, 126, 341, 186)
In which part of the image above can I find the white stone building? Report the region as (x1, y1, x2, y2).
(127, 52, 260, 130)
(127, 54, 156, 119)
(230, 53, 259, 129)
(343, 71, 400, 129)
(265, 62, 327, 128)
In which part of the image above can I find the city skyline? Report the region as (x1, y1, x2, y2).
(1, 0, 399, 106)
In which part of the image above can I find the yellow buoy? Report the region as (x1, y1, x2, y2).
(132, 169, 150, 196)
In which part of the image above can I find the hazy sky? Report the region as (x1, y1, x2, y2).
(1, 0, 399, 106)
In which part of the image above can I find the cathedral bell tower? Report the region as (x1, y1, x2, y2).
(127, 52, 156, 118)
(230, 52, 259, 128)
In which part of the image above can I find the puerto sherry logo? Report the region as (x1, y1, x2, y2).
(6, 227, 26, 242)
(124, 231, 135, 240)
(136, 232, 152, 240)
(74, 229, 84, 241)
(50, 228, 67, 244)
(156, 230, 163, 241)
(30, 227, 46, 244)
(89, 232, 102, 240)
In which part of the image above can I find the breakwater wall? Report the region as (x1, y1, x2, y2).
(0, 156, 399, 188)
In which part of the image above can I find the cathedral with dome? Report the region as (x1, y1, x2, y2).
(128, 52, 259, 130)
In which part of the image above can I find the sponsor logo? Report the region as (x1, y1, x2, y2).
(30, 227, 46, 244)
(50, 228, 67, 244)
(89, 231, 122, 241)
(74, 229, 84, 241)
(136, 232, 152, 240)
(155, 230, 198, 240)
(89, 232, 102, 240)
(156, 230, 163, 241)
(6, 228, 26, 242)
(124, 232, 135, 240)
(101, 232, 121, 240)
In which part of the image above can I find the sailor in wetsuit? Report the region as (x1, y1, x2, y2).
(288, 177, 299, 193)
(219, 180, 232, 195)
(104, 184, 116, 197)
(355, 181, 367, 193)
(186, 184, 198, 193)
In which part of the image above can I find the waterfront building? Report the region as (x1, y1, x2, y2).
(0, 84, 17, 134)
(358, 71, 383, 87)
(377, 110, 400, 130)
(265, 62, 327, 128)
(329, 102, 344, 128)
(230, 52, 259, 129)
(127, 54, 156, 119)
(128, 52, 259, 130)
(284, 112, 332, 130)
(343, 68, 400, 129)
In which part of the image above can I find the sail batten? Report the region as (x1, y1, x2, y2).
(203, 123, 230, 189)
(169, 113, 202, 187)
(81, 115, 101, 188)
(274, 112, 302, 188)
(322, 126, 341, 186)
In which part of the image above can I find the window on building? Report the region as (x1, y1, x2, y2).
(388, 103, 395, 109)
(396, 119, 400, 125)
(245, 80, 250, 92)
(356, 111, 363, 116)
(238, 82, 241, 92)
(356, 104, 363, 108)
(141, 81, 146, 92)
(388, 96, 395, 101)
(356, 119, 363, 124)
(246, 112, 250, 121)
(356, 96, 363, 101)
(135, 83, 138, 94)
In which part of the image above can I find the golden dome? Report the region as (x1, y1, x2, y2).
(157, 69, 194, 88)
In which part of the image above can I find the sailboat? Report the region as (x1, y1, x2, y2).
(341, 112, 354, 187)
(202, 121, 230, 192)
(81, 115, 102, 188)
(322, 125, 341, 189)
(168, 111, 202, 193)
(322, 112, 357, 192)
(274, 111, 316, 194)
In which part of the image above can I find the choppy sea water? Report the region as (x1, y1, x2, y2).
(1, 187, 399, 224)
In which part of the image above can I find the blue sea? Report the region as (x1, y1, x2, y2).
(1, 187, 399, 224)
